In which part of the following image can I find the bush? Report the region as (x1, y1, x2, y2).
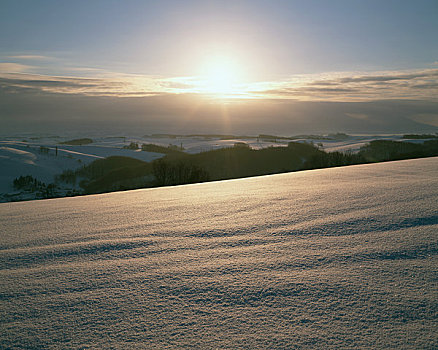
(13, 175, 43, 191)
(124, 142, 139, 150)
(141, 143, 184, 154)
(13, 175, 58, 198)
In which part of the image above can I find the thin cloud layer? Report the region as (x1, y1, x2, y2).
(0, 73, 170, 97)
(256, 69, 438, 101)
(0, 63, 35, 73)
(7, 55, 54, 60)
(0, 68, 437, 102)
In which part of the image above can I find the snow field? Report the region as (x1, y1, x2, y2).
(0, 155, 437, 349)
(0, 133, 420, 201)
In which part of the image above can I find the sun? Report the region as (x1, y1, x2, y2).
(197, 55, 243, 96)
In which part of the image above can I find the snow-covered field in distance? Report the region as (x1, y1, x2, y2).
(0, 138, 163, 195)
(1, 157, 437, 349)
(0, 132, 430, 200)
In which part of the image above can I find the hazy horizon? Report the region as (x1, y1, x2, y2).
(1, 91, 437, 136)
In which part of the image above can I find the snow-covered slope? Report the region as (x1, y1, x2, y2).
(0, 140, 164, 200)
(1, 133, 432, 201)
(1, 158, 437, 349)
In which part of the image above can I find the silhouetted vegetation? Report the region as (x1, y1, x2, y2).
(13, 175, 57, 198)
(123, 142, 139, 150)
(304, 139, 438, 168)
(51, 138, 438, 197)
(13, 175, 44, 191)
(153, 159, 209, 186)
(304, 150, 365, 169)
(55, 169, 77, 185)
(141, 143, 185, 154)
(359, 139, 438, 162)
(402, 134, 438, 139)
(154, 141, 322, 181)
(233, 142, 250, 148)
(57, 156, 153, 194)
(60, 138, 93, 145)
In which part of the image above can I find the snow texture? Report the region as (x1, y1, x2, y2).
(1, 157, 437, 349)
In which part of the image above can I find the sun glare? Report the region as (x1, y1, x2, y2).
(198, 55, 244, 96)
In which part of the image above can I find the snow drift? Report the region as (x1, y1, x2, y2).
(1, 158, 437, 349)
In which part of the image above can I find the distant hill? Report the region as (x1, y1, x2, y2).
(52, 138, 438, 197)
(58, 156, 153, 194)
(402, 134, 438, 139)
(59, 138, 93, 145)
(159, 142, 322, 182)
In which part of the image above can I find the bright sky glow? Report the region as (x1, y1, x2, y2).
(0, 0, 437, 133)
(188, 55, 250, 97)
(199, 56, 241, 94)
(1, 1, 437, 81)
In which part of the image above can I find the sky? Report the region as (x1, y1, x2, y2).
(1, 0, 438, 134)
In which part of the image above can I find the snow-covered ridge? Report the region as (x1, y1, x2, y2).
(1, 157, 437, 348)
(1, 133, 433, 202)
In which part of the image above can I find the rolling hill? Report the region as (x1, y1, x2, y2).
(1, 157, 437, 349)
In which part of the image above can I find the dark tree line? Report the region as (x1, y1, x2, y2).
(152, 159, 210, 186)
(13, 175, 44, 191)
(359, 139, 438, 162)
(50, 138, 438, 198)
(304, 139, 438, 168)
(304, 151, 364, 169)
(13, 175, 57, 198)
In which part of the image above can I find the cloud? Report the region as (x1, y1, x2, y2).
(7, 55, 54, 60)
(411, 83, 438, 89)
(0, 73, 171, 97)
(0, 77, 99, 88)
(66, 67, 106, 73)
(0, 63, 34, 73)
(337, 71, 438, 83)
(0, 68, 437, 102)
(256, 69, 438, 102)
